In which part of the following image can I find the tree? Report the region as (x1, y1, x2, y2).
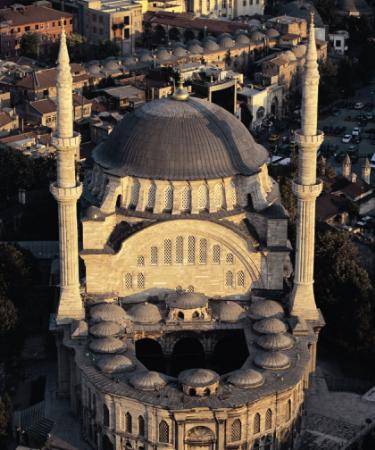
(20, 32, 40, 59)
(0, 295, 17, 334)
(0, 394, 12, 440)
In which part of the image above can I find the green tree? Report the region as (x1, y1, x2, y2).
(0, 295, 17, 334)
(20, 32, 40, 59)
(0, 394, 12, 440)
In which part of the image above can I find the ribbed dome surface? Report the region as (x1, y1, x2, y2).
(93, 97, 268, 180)
(256, 333, 294, 351)
(179, 369, 219, 387)
(248, 300, 284, 320)
(89, 337, 127, 354)
(266, 28, 280, 38)
(129, 302, 162, 324)
(90, 303, 127, 324)
(217, 301, 246, 322)
(89, 321, 124, 338)
(227, 368, 264, 388)
(129, 371, 167, 391)
(253, 317, 287, 334)
(96, 355, 134, 373)
(254, 351, 290, 370)
(167, 292, 207, 310)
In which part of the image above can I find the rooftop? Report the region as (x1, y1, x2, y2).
(0, 5, 72, 27)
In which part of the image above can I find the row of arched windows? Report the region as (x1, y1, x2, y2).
(102, 406, 146, 437)
(228, 409, 276, 443)
(124, 273, 145, 290)
(225, 270, 246, 288)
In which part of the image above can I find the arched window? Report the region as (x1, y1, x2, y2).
(177, 311, 184, 320)
(137, 273, 145, 289)
(226, 253, 234, 264)
(231, 418, 241, 442)
(198, 184, 208, 210)
(103, 404, 109, 426)
(230, 180, 237, 206)
(150, 246, 158, 265)
(214, 183, 224, 209)
(188, 236, 195, 264)
(124, 273, 132, 290)
(158, 420, 169, 443)
(203, 388, 210, 396)
(212, 244, 221, 264)
(253, 413, 260, 434)
(180, 186, 191, 212)
(187, 285, 194, 293)
(225, 271, 234, 288)
(125, 412, 132, 433)
(164, 239, 172, 265)
(237, 270, 245, 287)
(130, 179, 140, 208)
(175, 236, 183, 264)
(199, 239, 207, 264)
(286, 399, 292, 421)
(146, 183, 156, 210)
(164, 185, 173, 211)
(138, 415, 145, 436)
(137, 256, 145, 267)
(265, 409, 272, 430)
(192, 310, 199, 319)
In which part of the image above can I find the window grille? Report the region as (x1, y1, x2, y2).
(187, 285, 194, 293)
(198, 184, 208, 210)
(146, 183, 156, 209)
(180, 186, 191, 211)
(199, 239, 208, 264)
(212, 244, 221, 264)
(158, 420, 169, 443)
(265, 409, 272, 430)
(164, 185, 173, 211)
(176, 236, 183, 264)
(150, 246, 158, 265)
(130, 179, 140, 208)
(253, 413, 261, 434)
(214, 183, 224, 209)
(125, 412, 132, 433)
(124, 273, 132, 290)
(137, 256, 145, 267)
(237, 270, 245, 287)
(231, 180, 237, 206)
(164, 239, 172, 265)
(188, 236, 195, 264)
(138, 416, 145, 436)
(286, 400, 292, 421)
(137, 273, 145, 289)
(225, 271, 234, 287)
(231, 419, 242, 442)
(226, 253, 234, 264)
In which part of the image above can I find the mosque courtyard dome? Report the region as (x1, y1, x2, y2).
(227, 368, 264, 388)
(166, 292, 208, 310)
(92, 96, 268, 180)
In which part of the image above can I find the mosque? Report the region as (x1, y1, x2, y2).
(51, 14, 324, 450)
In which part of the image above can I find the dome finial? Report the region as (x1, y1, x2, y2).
(172, 71, 189, 101)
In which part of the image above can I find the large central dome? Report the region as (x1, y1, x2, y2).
(93, 96, 268, 180)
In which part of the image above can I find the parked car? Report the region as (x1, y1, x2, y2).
(354, 102, 364, 110)
(352, 127, 361, 136)
(342, 134, 352, 143)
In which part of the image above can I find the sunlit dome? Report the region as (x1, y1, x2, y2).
(253, 317, 287, 334)
(217, 301, 246, 322)
(128, 302, 162, 324)
(248, 300, 284, 320)
(179, 368, 219, 387)
(256, 333, 294, 351)
(90, 303, 127, 325)
(129, 371, 168, 391)
(227, 368, 264, 388)
(89, 337, 127, 354)
(89, 321, 124, 338)
(167, 292, 207, 310)
(254, 351, 290, 370)
(96, 354, 134, 373)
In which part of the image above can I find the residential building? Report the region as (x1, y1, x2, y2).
(100, 85, 145, 111)
(0, 108, 18, 134)
(0, 4, 73, 57)
(329, 30, 349, 55)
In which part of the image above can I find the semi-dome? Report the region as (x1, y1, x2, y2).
(89, 337, 127, 354)
(129, 302, 162, 324)
(217, 301, 246, 322)
(227, 368, 264, 388)
(129, 371, 167, 391)
(139, 51, 153, 63)
(93, 97, 268, 180)
(248, 300, 284, 320)
(253, 317, 287, 334)
(179, 368, 219, 387)
(167, 292, 207, 310)
(254, 351, 290, 370)
(236, 33, 250, 45)
(256, 333, 294, 351)
(89, 321, 124, 338)
(90, 303, 127, 324)
(96, 354, 134, 373)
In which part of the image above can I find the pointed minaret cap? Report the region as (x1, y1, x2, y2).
(57, 25, 70, 67)
(305, 11, 318, 71)
(363, 157, 371, 168)
(344, 153, 351, 164)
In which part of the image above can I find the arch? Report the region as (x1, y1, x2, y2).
(180, 186, 191, 211)
(187, 236, 195, 264)
(231, 418, 241, 442)
(102, 435, 114, 450)
(212, 244, 221, 264)
(187, 285, 194, 293)
(138, 415, 145, 436)
(225, 271, 234, 288)
(237, 270, 245, 287)
(150, 246, 158, 265)
(164, 185, 173, 211)
(199, 238, 208, 264)
(271, 96, 279, 117)
(177, 311, 184, 320)
(214, 183, 225, 209)
(192, 310, 200, 319)
(130, 179, 140, 208)
(253, 413, 261, 434)
(116, 194, 122, 208)
(125, 412, 132, 433)
(198, 184, 209, 210)
(212, 331, 249, 374)
(286, 399, 292, 421)
(124, 273, 132, 290)
(164, 239, 172, 265)
(103, 403, 110, 426)
(256, 106, 265, 120)
(137, 256, 145, 267)
(125, 441, 132, 450)
(146, 183, 156, 210)
(189, 387, 196, 396)
(265, 409, 272, 430)
(186, 426, 215, 443)
(158, 420, 169, 443)
(175, 236, 183, 264)
(137, 273, 145, 289)
(135, 338, 165, 372)
(171, 336, 205, 376)
(230, 180, 237, 206)
(226, 252, 234, 264)
(203, 387, 210, 396)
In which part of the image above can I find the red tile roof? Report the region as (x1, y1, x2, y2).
(30, 98, 56, 115)
(16, 65, 88, 90)
(0, 5, 71, 27)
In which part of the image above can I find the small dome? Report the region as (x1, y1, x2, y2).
(179, 368, 219, 387)
(129, 371, 167, 391)
(90, 303, 127, 324)
(89, 337, 127, 354)
(89, 321, 124, 338)
(256, 333, 294, 351)
(236, 34, 250, 45)
(292, 45, 307, 58)
(123, 56, 137, 66)
(173, 47, 187, 57)
(266, 28, 280, 38)
(227, 368, 264, 388)
(254, 351, 290, 370)
(188, 43, 204, 54)
(129, 302, 162, 324)
(104, 59, 120, 71)
(204, 40, 220, 51)
(284, 50, 297, 62)
(156, 49, 170, 61)
(219, 36, 235, 49)
(96, 354, 134, 373)
(167, 292, 207, 310)
(249, 19, 261, 27)
(219, 32, 232, 39)
(217, 301, 246, 322)
(188, 39, 201, 45)
(248, 300, 284, 320)
(139, 51, 153, 63)
(88, 63, 101, 74)
(85, 205, 104, 220)
(253, 318, 287, 334)
(251, 31, 265, 42)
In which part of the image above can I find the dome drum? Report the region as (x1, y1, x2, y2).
(179, 369, 219, 396)
(167, 293, 210, 322)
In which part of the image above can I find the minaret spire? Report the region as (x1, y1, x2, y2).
(290, 12, 323, 323)
(50, 30, 83, 324)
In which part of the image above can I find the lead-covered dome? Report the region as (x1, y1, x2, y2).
(167, 292, 207, 310)
(253, 317, 287, 334)
(128, 302, 162, 324)
(248, 300, 284, 320)
(129, 371, 168, 391)
(227, 368, 264, 388)
(96, 354, 134, 373)
(93, 97, 268, 180)
(179, 368, 219, 387)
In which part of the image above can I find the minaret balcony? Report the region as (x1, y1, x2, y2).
(292, 181, 322, 200)
(295, 130, 324, 148)
(50, 182, 82, 202)
(52, 131, 81, 150)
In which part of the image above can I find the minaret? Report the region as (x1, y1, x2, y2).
(361, 158, 371, 184)
(342, 153, 351, 178)
(290, 13, 323, 322)
(50, 28, 84, 324)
